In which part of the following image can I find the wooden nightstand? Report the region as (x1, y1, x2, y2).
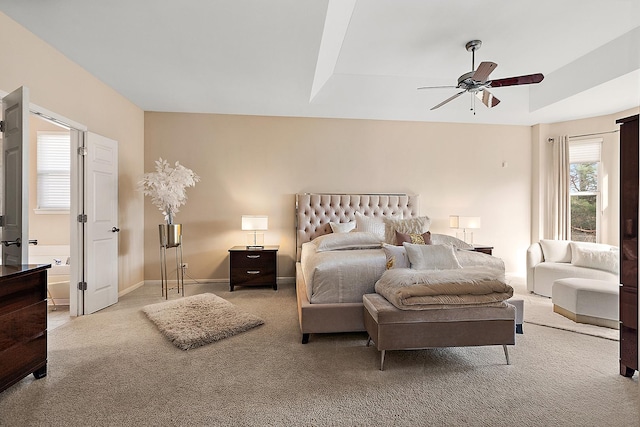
(228, 245, 278, 291)
(471, 245, 493, 256)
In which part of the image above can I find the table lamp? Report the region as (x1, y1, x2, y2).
(242, 215, 268, 249)
(449, 215, 481, 245)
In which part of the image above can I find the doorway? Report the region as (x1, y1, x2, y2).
(29, 113, 72, 325)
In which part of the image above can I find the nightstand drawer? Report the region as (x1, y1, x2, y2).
(231, 268, 276, 285)
(231, 251, 275, 269)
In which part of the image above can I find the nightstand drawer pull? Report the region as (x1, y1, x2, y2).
(247, 255, 261, 259)
(247, 270, 261, 274)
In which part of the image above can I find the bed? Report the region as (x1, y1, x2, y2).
(295, 193, 510, 345)
(295, 193, 420, 343)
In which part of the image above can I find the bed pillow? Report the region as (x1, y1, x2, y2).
(395, 230, 431, 245)
(354, 212, 387, 241)
(329, 221, 356, 233)
(382, 243, 409, 270)
(539, 239, 571, 263)
(314, 232, 382, 252)
(404, 243, 462, 270)
(570, 242, 619, 274)
(383, 216, 431, 245)
(429, 233, 473, 250)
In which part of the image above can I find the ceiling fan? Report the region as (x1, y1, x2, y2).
(418, 40, 544, 113)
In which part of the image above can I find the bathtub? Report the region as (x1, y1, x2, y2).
(29, 245, 70, 305)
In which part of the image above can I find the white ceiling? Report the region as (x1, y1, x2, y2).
(1, 0, 639, 125)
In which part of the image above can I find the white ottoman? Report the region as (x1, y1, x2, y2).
(552, 278, 620, 329)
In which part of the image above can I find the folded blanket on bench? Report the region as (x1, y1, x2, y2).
(375, 266, 514, 310)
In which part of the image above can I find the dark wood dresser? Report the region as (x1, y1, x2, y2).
(617, 114, 639, 377)
(229, 246, 278, 292)
(0, 265, 50, 393)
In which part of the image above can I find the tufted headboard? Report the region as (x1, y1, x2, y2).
(295, 193, 419, 261)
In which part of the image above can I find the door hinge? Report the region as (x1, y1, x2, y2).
(78, 281, 87, 291)
(77, 214, 87, 223)
(0, 215, 3, 227)
(0, 120, 4, 133)
(78, 146, 87, 156)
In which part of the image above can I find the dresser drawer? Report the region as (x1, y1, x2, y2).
(0, 270, 46, 313)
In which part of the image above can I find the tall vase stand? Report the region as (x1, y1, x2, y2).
(159, 224, 184, 299)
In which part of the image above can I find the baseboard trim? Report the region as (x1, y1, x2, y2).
(144, 276, 295, 286)
(119, 280, 145, 297)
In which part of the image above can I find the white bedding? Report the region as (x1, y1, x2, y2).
(301, 242, 385, 303)
(300, 233, 506, 305)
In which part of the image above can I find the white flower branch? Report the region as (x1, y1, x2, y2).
(139, 158, 200, 224)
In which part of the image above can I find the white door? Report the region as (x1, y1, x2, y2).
(1, 87, 29, 266)
(83, 132, 118, 314)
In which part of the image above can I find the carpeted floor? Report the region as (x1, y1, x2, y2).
(0, 280, 637, 426)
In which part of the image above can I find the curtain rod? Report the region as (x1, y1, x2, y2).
(547, 129, 619, 142)
(568, 129, 619, 139)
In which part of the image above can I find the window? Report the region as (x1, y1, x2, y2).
(36, 131, 70, 212)
(569, 138, 602, 242)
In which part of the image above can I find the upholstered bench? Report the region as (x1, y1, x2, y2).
(506, 297, 524, 334)
(552, 278, 620, 329)
(363, 293, 516, 370)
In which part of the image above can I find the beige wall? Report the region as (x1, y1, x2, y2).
(531, 107, 640, 247)
(144, 112, 532, 278)
(0, 12, 145, 293)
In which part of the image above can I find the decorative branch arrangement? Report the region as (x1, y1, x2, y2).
(139, 158, 200, 224)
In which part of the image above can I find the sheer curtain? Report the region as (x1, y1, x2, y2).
(551, 135, 570, 240)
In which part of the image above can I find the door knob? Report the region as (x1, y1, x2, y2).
(111, 227, 120, 233)
(1, 238, 20, 247)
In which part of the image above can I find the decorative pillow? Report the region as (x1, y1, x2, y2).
(355, 212, 387, 241)
(430, 233, 473, 250)
(383, 216, 431, 245)
(404, 243, 462, 270)
(570, 242, 619, 274)
(382, 243, 409, 270)
(314, 232, 382, 252)
(329, 221, 356, 233)
(395, 230, 431, 245)
(539, 240, 571, 263)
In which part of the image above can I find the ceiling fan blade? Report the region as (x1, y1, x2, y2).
(430, 90, 466, 110)
(489, 73, 544, 88)
(472, 61, 497, 83)
(417, 85, 458, 90)
(476, 89, 500, 108)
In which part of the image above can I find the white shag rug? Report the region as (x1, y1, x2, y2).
(142, 293, 264, 350)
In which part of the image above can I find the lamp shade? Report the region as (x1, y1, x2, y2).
(449, 215, 481, 229)
(458, 216, 481, 229)
(241, 215, 268, 231)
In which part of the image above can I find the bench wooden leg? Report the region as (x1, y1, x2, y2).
(503, 345, 510, 365)
(380, 350, 386, 371)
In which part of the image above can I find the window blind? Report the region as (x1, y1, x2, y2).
(37, 131, 70, 210)
(569, 138, 602, 163)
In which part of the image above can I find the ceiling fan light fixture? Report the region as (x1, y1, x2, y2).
(418, 40, 544, 112)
